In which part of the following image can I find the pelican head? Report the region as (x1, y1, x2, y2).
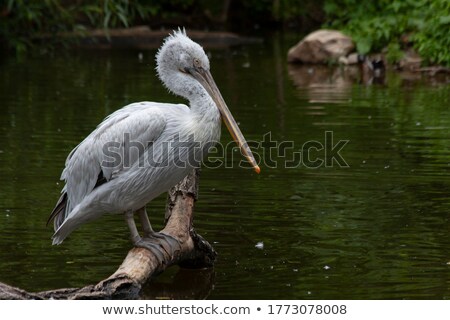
(156, 29, 260, 174)
(156, 29, 209, 99)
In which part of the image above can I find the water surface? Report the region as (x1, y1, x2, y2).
(0, 36, 449, 299)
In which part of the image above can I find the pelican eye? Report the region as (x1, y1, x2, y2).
(193, 58, 201, 68)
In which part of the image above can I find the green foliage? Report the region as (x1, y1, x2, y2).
(0, 0, 77, 53)
(411, 0, 450, 65)
(323, 0, 450, 66)
(82, 0, 158, 29)
(1, 0, 449, 66)
(0, 0, 161, 52)
(386, 42, 404, 65)
(0, 0, 318, 53)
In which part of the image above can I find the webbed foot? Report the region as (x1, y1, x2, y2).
(134, 236, 165, 262)
(143, 231, 179, 249)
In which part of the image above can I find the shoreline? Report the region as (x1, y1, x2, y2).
(35, 26, 262, 49)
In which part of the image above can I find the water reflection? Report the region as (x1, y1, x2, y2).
(287, 63, 388, 104)
(288, 65, 356, 102)
(142, 268, 215, 299)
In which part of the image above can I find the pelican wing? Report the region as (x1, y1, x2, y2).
(48, 102, 189, 230)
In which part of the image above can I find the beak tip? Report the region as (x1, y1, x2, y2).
(254, 165, 261, 174)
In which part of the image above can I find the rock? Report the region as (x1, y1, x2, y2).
(339, 52, 359, 65)
(288, 29, 355, 64)
(338, 56, 349, 65)
(398, 49, 422, 70)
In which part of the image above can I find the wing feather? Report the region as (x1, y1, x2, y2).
(49, 102, 188, 230)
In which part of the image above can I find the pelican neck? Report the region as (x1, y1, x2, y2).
(188, 91, 221, 123)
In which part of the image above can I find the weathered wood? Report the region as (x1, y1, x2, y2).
(0, 168, 216, 300)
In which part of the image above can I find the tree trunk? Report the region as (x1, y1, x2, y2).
(0, 169, 216, 300)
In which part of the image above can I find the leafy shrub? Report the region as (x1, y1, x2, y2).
(411, 0, 450, 65)
(323, 0, 450, 66)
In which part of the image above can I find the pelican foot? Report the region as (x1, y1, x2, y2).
(143, 231, 180, 249)
(134, 237, 165, 262)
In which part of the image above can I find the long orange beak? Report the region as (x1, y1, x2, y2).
(188, 66, 260, 174)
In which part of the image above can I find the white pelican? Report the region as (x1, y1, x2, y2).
(48, 29, 260, 247)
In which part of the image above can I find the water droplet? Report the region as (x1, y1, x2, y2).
(255, 242, 264, 250)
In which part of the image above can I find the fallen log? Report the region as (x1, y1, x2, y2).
(35, 26, 261, 49)
(0, 169, 216, 300)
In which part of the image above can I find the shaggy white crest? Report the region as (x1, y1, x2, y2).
(155, 29, 210, 99)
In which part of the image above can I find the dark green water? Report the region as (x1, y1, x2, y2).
(0, 37, 449, 299)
